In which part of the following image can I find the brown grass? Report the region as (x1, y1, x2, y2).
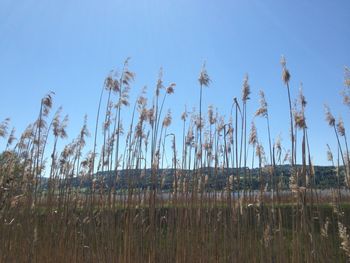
(0, 59, 350, 262)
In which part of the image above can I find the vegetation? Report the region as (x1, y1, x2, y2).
(1, 58, 350, 262)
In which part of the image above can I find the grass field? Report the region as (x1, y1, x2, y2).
(1, 59, 350, 262)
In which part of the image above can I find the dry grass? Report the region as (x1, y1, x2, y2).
(0, 58, 350, 262)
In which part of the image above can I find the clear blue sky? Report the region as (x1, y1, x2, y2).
(1, 0, 350, 166)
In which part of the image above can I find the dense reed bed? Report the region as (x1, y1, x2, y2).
(1, 58, 350, 262)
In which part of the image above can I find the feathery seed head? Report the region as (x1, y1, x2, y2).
(105, 73, 114, 89)
(79, 115, 90, 144)
(324, 104, 335, 126)
(119, 86, 130, 107)
(166, 83, 176, 94)
(121, 57, 135, 87)
(198, 62, 210, 87)
(345, 66, 350, 88)
(135, 122, 143, 137)
(162, 110, 172, 128)
(42, 91, 54, 116)
(156, 68, 164, 96)
(326, 144, 333, 162)
(139, 107, 148, 122)
(341, 68, 350, 106)
(249, 122, 258, 146)
(255, 90, 268, 118)
(283, 150, 290, 164)
(195, 115, 204, 129)
(52, 108, 62, 137)
(122, 70, 135, 86)
(147, 108, 155, 125)
(341, 90, 350, 107)
(256, 143, 265, 162)
(298, 85, 307, 108)
(181, 108, 188, 121)
(60, 115, 69, 139)
(6, 127, 16, 147)
(105, 71, 120, 92)
(0, 118, 10, 138)
(294, 111, 306, 129)
(274, 135, 282, 152)
(137, 95, 147, 107)
(42, 92, 54, 109)
(282, 68, 290, 85)
(242, 74, 250, 102)
(186, 125, 194, 146)
(216, 116, 225, 134)
(280, 56, 290, 84)
(338, 222, 350, 259)
(337, 117, 346, 136)
(208, 105, 216, 125)
(137, 86, 148, 107)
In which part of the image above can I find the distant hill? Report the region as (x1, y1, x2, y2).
(41, 165, 343, 191)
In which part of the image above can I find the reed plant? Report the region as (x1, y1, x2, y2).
(0, 59, 350, 262)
